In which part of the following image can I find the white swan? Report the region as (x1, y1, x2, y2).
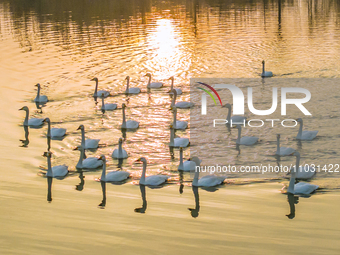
(125, 76, 141, 94)
(137, 157, 168, 186)
(287, 152, 318, 195)
(76, 146, 103, 169)
(275, 134, 295, 156)
(178, 147, 201, 171)
(170, 89, 194, 109)
(34, 83, 48, 103)
(261, 60, 273, 77)
(145, 73, 163, 88)
(43, 118, 66, 138)
(236, 125, 258, 145)
(112, 138, 128, 159)
(77, 124, 100, 149)
(91, 77, 110, 98)
(171, 106, 188, 130)
(223, 103, 246, 126)
(44, 151, 68, 178)
(191, 157, 226, 187)
(100, 95, 117, 111)
(296, 118, 318, 140)
(19, 106, 44, 127)
(169, 76, 182, 95)
(121, 103, 139, 129)
(100, 155, 130, 182)
(169, 125, 190, 147)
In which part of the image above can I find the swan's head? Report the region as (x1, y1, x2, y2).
(136, 157, 147, 163)
(99, 154, 106, 162)
(118, 137, 123, 144)
(43, 118, 50, 123)
(223, 103, 231, 109)
(77, 124, 84, 130)
(262, 60, 265, 64)
(276, 134, 281, 138)
(179, 147, 183, 152)
(169, 76, 174, 81)
(43, 151, 52, 158)
(296, 118, 303, 123)
(292, 151, 300, 157)
(122, 103, 126, 109)
(19, 106, 29, 111)
(145, 73, 151, 78)
(35, 83, 41, 87)
(170, 124, 174, 129)
(188, 208, 199, 218)
(190, 156, 202, 166)
(170, 106, 177, 112)
(91, 77, 98, 82)
(125, 76, 130, 81)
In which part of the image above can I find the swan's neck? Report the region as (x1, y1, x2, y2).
(101, 97, 105, 109)
(94, 80, 99, 94)
(192, 167, 200, 186)
(170, 79, 174, 90)
(76, 148, 84, 168)
(171, 92, 177, 107)
(288, 155, 299, 194)
(118, 142, 123, 157)
(193, 186, 200, 210)
(125, 79, 130, 92)
(276, 136, 280, 154)
(81, 128, 85, 148)
(173, 109, 177, 128)
(297, 121, 303, 139)
(101, 161, 106, 181)
(47, 156, 52, 177)
(262, 62, 265, 74)
(226, 106, 231, 123)
(236, 128, 241, 144)
(179, 149, 183, 167)
(36, 86, 41, 99)
(122, 107, 126, 128)
(47, 120, 51, 137)
(170, 128, 174, 146)
(140, 161, 147, 184)
(23, 109, 29, 126)
(147, 76, 151, 88)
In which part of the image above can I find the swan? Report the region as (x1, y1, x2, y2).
(91, 77, 110, 98)
(43, 118, 66, 138)
(171, 106, 188, 130)
(121, 103, 139, 129)
(76, 146, 103, 169)
(296, 118, 318, 140)
(77, 125, 100, 149)
(287, 152, 318, 195)
(178, 147, 201, 171)
(100, 95, 117, 111)
(223, 103, 247, 126)
(44, 152, 68, 178)
(137, 157, 168, 186)
(112, 138, 128, 159)
(145, 73, 163, 88)
(125, 76, 141, 94)
(169, 76, 182, 95)
(191, 157, 226, 187)
(236, 125, 258, 145)
(99, 155, 130, 182)
(261, 60, 273, 77)
(170, 89, 194, 109)
(19, 106, 44, 127)
(34, 83, 48, 103)
(275, 134, 295, 156)
(169, 125, 190, 147)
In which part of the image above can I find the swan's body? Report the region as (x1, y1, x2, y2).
(34, 83, 48, 103)
(76, 147, 103, 169)
(289, 165, 316, 180)
(236, 125, 258, 145)
(169, 76, 182, 95)
(138, 157, 168, 186)
(178, 147, 201, 172)
(125, 76, 141, 94)
(121, 103, 139, 129)
(261, 60, 273, 77)
(77, 125, 100, 149)
(100, 155, 130, 182)
(44, 118, 66, 138)
(101, 95, 117, 111)
(92, 77, 110, 98)
(275, 134, 295, 156)
(191, 157, 226, 187)
(296, 118, 318, 140)
(44, 152, 68, 178)
(171, 106, 188, 130)
(169, 125, 190, 147)
(112, 138, 128, 159)
(19, 106, 44, 127)
(170, 89, 194, 109)
(224, 103, 247, 126)
(145, 73, 163, 88)
(287, 152, 318, 195)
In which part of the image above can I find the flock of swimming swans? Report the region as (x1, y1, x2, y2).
(20, 66, 321, 215)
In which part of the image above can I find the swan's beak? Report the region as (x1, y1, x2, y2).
(90, 78, 95, 81)
(76, 126, 82, 130)
(73, 146, 80, 151)
(98, 156, 103, 160)
(170, 106, 173, 110)
(18, 107, 23, 110)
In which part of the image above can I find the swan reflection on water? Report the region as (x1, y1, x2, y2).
(188, 186, 200, 218)
(47, 176, 53, 202)
(135, 184, 147, 213)
(286, 193, 299, 219)
(98, 181, 106, 209)
(19, 125, 29, 147)
(75, 170, 85, 191)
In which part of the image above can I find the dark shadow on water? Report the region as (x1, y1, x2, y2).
(135, 184, 147, 214)
(188, 186, 200, 218)
(98, 181, 106, 209)
(47, 176, 53, 202)
(75, 170, 85, 191)
(19, 125, 29, 147)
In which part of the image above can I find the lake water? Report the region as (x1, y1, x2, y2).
(1, 0, 340, 254)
